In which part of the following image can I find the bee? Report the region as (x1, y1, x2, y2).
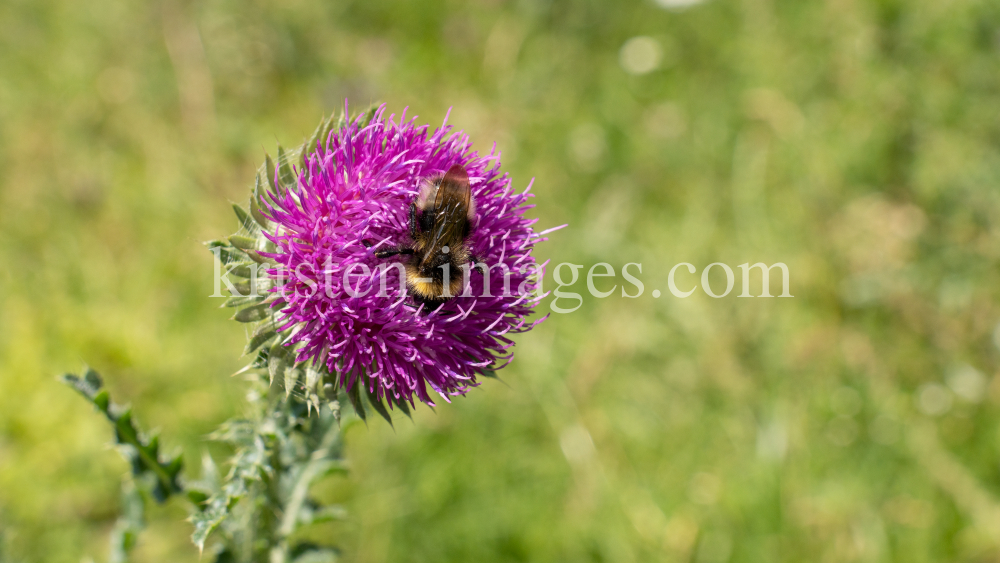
(365, 164, 481, 309)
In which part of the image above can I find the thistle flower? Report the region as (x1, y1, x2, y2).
(218, 104, 559, 413)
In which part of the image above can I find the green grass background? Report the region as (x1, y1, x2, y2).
(3, 0, 1000, 561)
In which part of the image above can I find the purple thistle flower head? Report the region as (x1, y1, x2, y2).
(235, 103, 558, 410)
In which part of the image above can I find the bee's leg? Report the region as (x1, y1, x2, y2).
(469, 255, 484, 267)
(409, 202, 418, 238)
(374, 246, 415, 259)
(412, 293, 450, 315)
(361, 239, 414, 259)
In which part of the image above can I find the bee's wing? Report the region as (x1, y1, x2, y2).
(416, 176, 438, 212)
(427, 165, 473, 248)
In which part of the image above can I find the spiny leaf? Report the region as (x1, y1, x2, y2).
(392, 393, 412, 420)
(152, 454, 184, 503)
(233, 302, 272, 323)
(346, 376, 366, 423)
(250, 175, 272, 227)
(304, 366, 325, 415)
(277, 145, 296, 187)
(262, 235, 278, 254)
(61, 370, 183, 504)
(227, 263, 258, 279)
(83, 366, 103, 389)
(245, 249, 268, 265)
(92, 390, 110, 412)
(216, 246, 248, 265)
(200, 450, 220, 490)
(108, 480, 145, 563)
(222, 294, 265, 308)
(250, 196, 269, 230)
(269, 342, 292, 386)
(302, 115, 325, 168)
(190, 509, 226, 552)
(305, 365, 323, 396)
(245, 323, 278, 355)
(147, 434, 160, 457)
(309, 113, 340, 158)
(227, 276, 270, 296)
(265, 154, 284, 198)
(190, 435, 271, 551)
(232, 204, 258, 235)
(285, 365, 302, 398)
(309, 504, 349, 524)
(228, 278, 254, 296)
(251, 347, 271, 370)
(328, 399, 341, 425)
(317, 462, 349, 480)
(364, 379, 393, 426)
(186, 489, 209, 508)
(318, 114, 338, 151)
(228, 235, 258, 251)
(360, 104, 379, 126)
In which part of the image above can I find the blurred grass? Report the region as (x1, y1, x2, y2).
(3, 0, 1000, 561)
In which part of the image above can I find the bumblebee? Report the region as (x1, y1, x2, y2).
(365, 164, 480, 309)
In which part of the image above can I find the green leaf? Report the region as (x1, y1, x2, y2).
(190, 509, 225, 552)
(228, 278, 254, 296)
(305, 504, 348, 524)
(392, 393, 412, 420)
(268, 343, 292, 386)
(227, 262, 257, 279)
(265, 154, 284, 197)
(222, 294, 265, 308)
(228, 235, 258, 251)
(310, 113, 346, 159)
(346, 376, 366, 423)
(61, 370, 183, 504)
(277, 145, 296, 187)
(302, 115, 325, 168)
(360, 104, 380, 126)
(317, 461, 349, 480)
(190, 434, 272, 551)
(232, 204, 258, 234)
(250, 196, 269, 230)
(251, 347, 271, 370)
(245, 323, 277, 355)
(200, 450, 220, 490)
(83, 366, 103, 389)
(245, 249, 268, 265)
(233, 302, 272, 323)
(217, 246, 248, 265)
(304, 366, 326, 415)
(186, 489, 209, 507)
(250, 175, 272, 227)
(328, 399, 341, 425)
(305, 365, 323, 396)
(108, 480, 145, 563)
(93, 389, 110, 412)
(364, 379, 393, 426)
(318, 114, 337, 152)
(285, 366, 302, 398)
